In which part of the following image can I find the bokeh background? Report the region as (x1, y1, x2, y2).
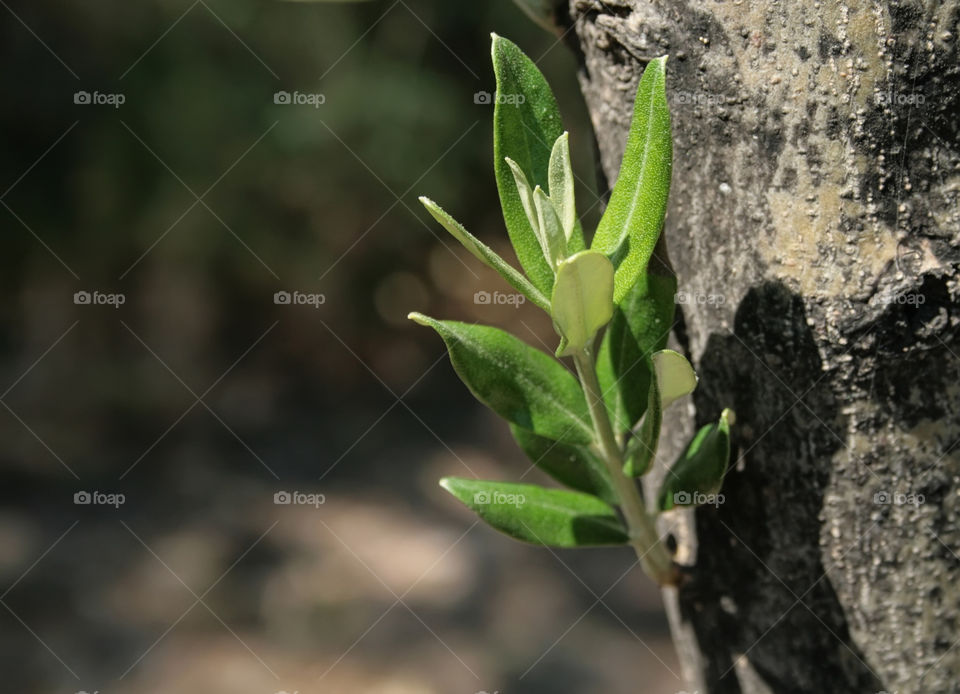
(0, 1, 679, 692)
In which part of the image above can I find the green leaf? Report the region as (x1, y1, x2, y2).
(440, 477, 628, 547)
(551, 250, 614, 356)
(419, 197, 550, 312)
(623, 349, 695, 477)
(590, 56, 672, 304)
(409, 313, 594, 444)
(657, 409, 734, 511)
(533, 185, 566, 268)
(492, 33, 566, 296)
(596, 270, 677, 433)
(504, 157, 542, 251)
(510, 424, 616, 505)
(623, 356, 660, 477)
(548, 132, 576, 242)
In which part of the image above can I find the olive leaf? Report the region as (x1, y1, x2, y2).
(409, 314, 594, 444)
(419, 196, 549, 312)
(551, 250, 614, 357)
(492, 33, 565, 296)
(548, 131, 576, 242)
(440, 477, 628, 547)
(510, 424, 616, 505)
(590, 56, 672, 304)
(657, 409, 734, 511)
(596, 269, 677, 434)
(623, 349, 696, 476)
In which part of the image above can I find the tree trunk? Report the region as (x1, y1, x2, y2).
(563, 1, 960, 692)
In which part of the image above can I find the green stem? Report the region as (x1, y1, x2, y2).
(573, 349, 676, 585)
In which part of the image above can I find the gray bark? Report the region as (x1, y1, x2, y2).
(563, 1, 960, 692)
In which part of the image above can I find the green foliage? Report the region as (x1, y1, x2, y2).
(439, 477, 628, 547)
(510, 424, 616, 505)
(413, 36, 731, 583)
(551, 250, 614, 356)
(657, 409, 734, 511)
(589, 56, 672, 304)
(418, 196, 550, 311)
(408, 314, 594, 444)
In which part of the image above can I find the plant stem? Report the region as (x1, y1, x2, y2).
(573, 349, 676, 585)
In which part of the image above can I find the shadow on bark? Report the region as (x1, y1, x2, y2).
(676, 281, 883, 693)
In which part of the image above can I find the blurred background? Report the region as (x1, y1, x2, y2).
(0, 1, 679, 692)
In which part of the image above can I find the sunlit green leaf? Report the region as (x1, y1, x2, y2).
(548, 132, 576, 242)
(419, 196, 549, 312)
(492, 33, 565, 296)
(533, 185, 566, 268)
(590, 56, 672, 304)
(653, 349, 697, 409)
(409, 314, 594, 443)
(657, 409, 734, 511)
(551, 250, 614, 356)
(510, 424, 616, 505)
(440, 477, 628, 546)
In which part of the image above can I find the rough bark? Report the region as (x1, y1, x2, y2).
(564, 1, 960, 692)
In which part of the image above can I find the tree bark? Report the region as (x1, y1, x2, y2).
(564, 1, 960, 692)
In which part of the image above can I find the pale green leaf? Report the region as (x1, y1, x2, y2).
(419, 197, 549, 312)
(440, 477, 628, 546)
(533, 185, 566, 268)
(551, 250, 614, 357)
(548, 132, 576, 242)
(653, 349, 697, 409)
(504, 157, 542, 250)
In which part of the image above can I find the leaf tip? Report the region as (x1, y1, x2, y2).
(407, 312, 430, 326)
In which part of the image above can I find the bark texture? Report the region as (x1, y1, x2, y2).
(565, 1, 960, 692)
